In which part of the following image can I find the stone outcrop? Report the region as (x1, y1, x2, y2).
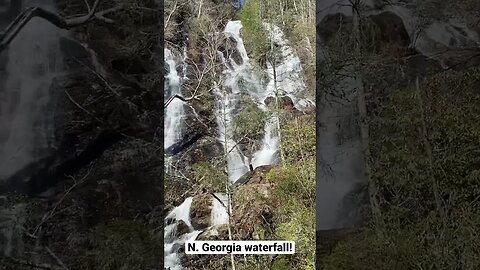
(232, 183, 275, 240)
(190, 194, 213, 230)
(235, 165, 275, 185)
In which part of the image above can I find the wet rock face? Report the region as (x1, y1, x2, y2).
(169, 135, 223, 173)
(264, 95, 313, 117)
(187, 136, 223, 164)
(219, 35, 244, 66)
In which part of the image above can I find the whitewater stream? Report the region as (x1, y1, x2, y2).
(164, 48, 186, 173)
(164, 20, 313, 269)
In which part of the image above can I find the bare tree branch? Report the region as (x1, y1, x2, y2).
(164, 94, 196, 108)
(0, 0, 123, 51)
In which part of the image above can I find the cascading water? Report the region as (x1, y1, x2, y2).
(164, 48, 184, 149)
(214, 84, 250, 182)
(221, 21, 314, 170)
(219, 20, 281, 179)
(211, 193, 229, 226)
(0, 0, 64, 180)
(251, 116, 280, 168)
(263, 23, 315, 109)
(164, 48, 185, 171)
(164, 194, 229, 270)
(214, 20, 254, 183)
(164, 20, 313, 270)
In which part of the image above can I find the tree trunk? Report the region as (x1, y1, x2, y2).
(415, 76, 445, 221)
(352, 1, 383, 234)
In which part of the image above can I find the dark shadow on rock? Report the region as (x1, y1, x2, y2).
(1, 130, 124, 196)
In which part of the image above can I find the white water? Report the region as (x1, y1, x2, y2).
(0, 0, 64, 179)
(164, 48, 186, 173)
(164, 49, 185, 150)
(251, 23, 314, 168)
(164, 197, 195, 270)
(215, 21, 252, 182)
(219, 20, 308, 180)
(263, 23, 315, 110)
(164, 194, 229, 270)
(165, 20, 312, 270)
(164, 48, 191, 270)
(164, 230, 202, 270)
(211, 193, 229, 226)
(165, 197, 194, 233)
(251, 116, 280, 168)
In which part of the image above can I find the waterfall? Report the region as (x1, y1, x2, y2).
(251, 116, 280, 168)
(216, 20, 253, 183)
(0, 0, 65, 179)
(252, 23, 315, 167)
(164, 49, 185, 149)
(211, 193, 229, 226)
(164, 194, 229, 270)
(164, 48, 185, 171)
(219, 20, 313, 180)
(263, 23, 315, 109)
(164, 20, 312, 270)
(317, 0, 480, 230)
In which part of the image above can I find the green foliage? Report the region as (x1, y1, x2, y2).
(93, 220, 161, 270)
(258, 115, 316, 270)
(267, 160, 315, 208)
(191, 161, 228, 193)
(271, 257, 291, 270)
(323, 68, 480, 269)
(276, 206, 315, 270)
(323, 210, 480, 270)
(233, 97, 268, 141)
(370, 69, 480, 219)
(238, 0, 270, 65)
(281, 114, 316, 162)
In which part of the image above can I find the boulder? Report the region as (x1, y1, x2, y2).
(190, 194, 213, 230)
(197, 224, 230, 240)
(186, 136, 223, 164)
(175, 220, 191, 237)
(264, 96, 295, 111)
(232, 183, 275, 240)
(235, 165, 275, 185)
